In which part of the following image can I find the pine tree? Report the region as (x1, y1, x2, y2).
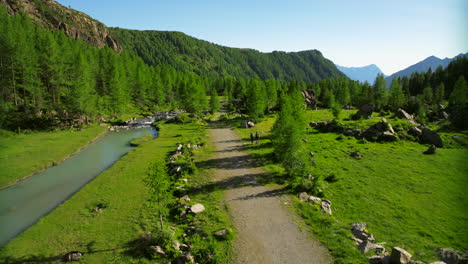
(373, 74, 388, 110)
(388, 78, 405, 110)
(209, 87, 220, 113)
(449, 76, 468, 106)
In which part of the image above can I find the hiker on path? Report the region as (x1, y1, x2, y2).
(250, 132, 255, 144)
(255, 131, 259, 144)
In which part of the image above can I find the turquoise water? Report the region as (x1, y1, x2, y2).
(0, 127, 156, 246)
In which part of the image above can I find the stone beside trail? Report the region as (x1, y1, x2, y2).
(209, 127, 330, 264)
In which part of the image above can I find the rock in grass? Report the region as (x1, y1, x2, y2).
(172, 240, 181, 251)
(350, 152, 364, 159)
(408, 127, 423, 137)
(390, 247, 412, 264)
(437, 248, 468, 264)
(63, 251, 82, 261)
(379, 131, 398, 142)
(409, 261, 427, 264)
(189, 204, 205, 214)
(214, 229, 229, 239)
(421, 128, 443, 147)
(397, 108, 414, 120)
(149, 245, 165, 256)
(351, 222, 367, 232)
(179, 195, 191, 203)
(321, 200, 332, 215)
(359, 240, 376, 253)
(354, 104, 374, 120)
(369, 255, 385, 264)
(428, 262, 446, 264)
(298, 192, 309, 202)
(308, 196, 322, 204)
(423, 145, 436, 155)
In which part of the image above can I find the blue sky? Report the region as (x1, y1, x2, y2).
(56, 0, 467, 75)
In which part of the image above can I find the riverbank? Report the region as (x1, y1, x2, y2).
(0, 126, 108, 189)
(0, 122, 233, 263)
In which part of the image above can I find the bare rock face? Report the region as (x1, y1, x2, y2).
(390, 247, 412, 264)
(302, 89, 317, 108)
(0, 0, 122, 52)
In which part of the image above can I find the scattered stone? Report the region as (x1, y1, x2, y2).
(214, 229, 229, 239)
(64, 251, 82, 262)
(440, 111, 449, 120)
(309, 122, 318, 127)
(351, 225, 375, 243)
(241, 120, 255, 128)
(321, 200, 332, 215)
(390, 247, 412, 264)
(179, 195, 191, 203)
(350, 236, 363, 246)
(429, 262, 446, 264)
(354, 104, 375, 120)
(421, 128, 443, 147)
(181, 252, 195, 263)
(351, 222, 367, 232)
(350, 152, 364, 159)
(302, 138, 308, 143)
(182, 178, 188, 183)
(309, 151, 315, 157)
(177, 144, 183, 151)
(437, 248, 468, 264)
(189, 204, 205, 214)
(359, 240, 376, 253)
(172, 240, 181, 251)
(409, 127, 423, 137)
(149, 245, 165, 256)
(409, 261, 427, 264)
(302, 89, 317, 108)
(374, 244, 387, 255)
(397, 108, 414, 120)
(298, 192, 310, 202)
(179, 243, 191, 252)
(308, 196, 322, 204)
(423, 144, 436, 155)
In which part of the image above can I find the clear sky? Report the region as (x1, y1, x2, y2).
(56, 0, 467, 75)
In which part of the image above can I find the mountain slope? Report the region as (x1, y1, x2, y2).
(0, 0, 121, 51)
(386, 53, 468, 83)
(336, 64, 385, 83)
(110, 28, 346, 82)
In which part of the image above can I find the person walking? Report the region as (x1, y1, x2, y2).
(255, 131, 259, 144)
(250, 132, 255, 144)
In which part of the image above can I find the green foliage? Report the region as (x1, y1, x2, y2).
(449, 76, 468, 106)
(110, 28, 345, 83)
(146, 160, 171, 230)
(372, 74, 388, 110)
(209, 88, 220, 113)
(388, 78, 405, 110)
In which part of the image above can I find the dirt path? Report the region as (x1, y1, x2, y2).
(209, 127, 330, 264)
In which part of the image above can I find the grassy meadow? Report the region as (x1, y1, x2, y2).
(234, 110, 468, 263)
(0, 126, 107, 189)
(0, 122, 233, 263)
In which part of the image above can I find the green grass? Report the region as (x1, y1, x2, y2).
(0, 126, 107, 189)
(234, 110, 468, 263)
(0, 123, 233, 263)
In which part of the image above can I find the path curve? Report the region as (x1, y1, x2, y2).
(209, 127, 330, 264)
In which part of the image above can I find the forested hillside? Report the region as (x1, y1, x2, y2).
(110, 28, 345, 82)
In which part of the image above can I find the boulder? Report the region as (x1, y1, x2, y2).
(309, 151, 315, 157)
(390, 247, 412, 264)
(437, 248, 468, 264)
(359, 240, 376, 253)
(350, 236, 363, 246)
(298, 192, 310, 202)
(370, 255, 385, 264)
(321, 200, 332, 215)
(352, 230, 375, 243)
(423, 145, 436, 155)
(421, 128, 443, 147)
(397, 108, 414, 120)
(64, 251, 82, 262)
(379, 131, 398, 142)
(351, 222, 367, 232)
(308, 196, 322, 204)
(381, 118, 395, 134)
(409, 127, 422, 137)
(149, 245, 166, 256)
(354, 104, 374, 120)
(189, 204, 205, 214)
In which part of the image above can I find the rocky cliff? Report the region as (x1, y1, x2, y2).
(0, 0, 121, 51)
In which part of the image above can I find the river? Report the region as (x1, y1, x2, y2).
(0, 127, 157, 246)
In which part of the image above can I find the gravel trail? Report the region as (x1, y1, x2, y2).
(209, 127, 330, 264)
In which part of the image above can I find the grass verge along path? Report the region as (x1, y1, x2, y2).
(0, 126, 107, 189)
(233, 110, 468, 263)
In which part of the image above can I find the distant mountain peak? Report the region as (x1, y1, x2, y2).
(386, 52, 468, 84)
(336, 64, 385, 83)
